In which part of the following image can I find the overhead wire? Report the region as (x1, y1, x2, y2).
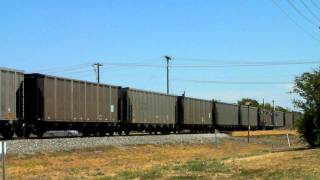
(172, 60, 320, 68)
(174, 79, 293, 85)
(175, 57, 320, 64)
(271, 0, 320, 43)
(33, 57, 320, 88)
(32, 58, 320, 76)
(299, 0, 320, 23)
(311, 0, 320, 11)
(287, 0, 319, 27)
(142, 67, 163, 90)
(94, 60, 320, 69)
(34, 63, 92, 73)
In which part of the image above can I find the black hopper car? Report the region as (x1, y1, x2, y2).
(0, 67, 302, 138)
(0, 67, 24, 138)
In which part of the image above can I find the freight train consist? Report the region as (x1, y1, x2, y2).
(0, 67, 302, 138)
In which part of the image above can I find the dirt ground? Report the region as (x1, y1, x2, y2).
(2, 135, 318, 180)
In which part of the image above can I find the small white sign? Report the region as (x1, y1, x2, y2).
(110, 105, 115, 113)
(0, 142, 7, 155)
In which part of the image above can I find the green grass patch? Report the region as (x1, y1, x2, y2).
(107, 159, 232, 180)
(114, 167, 163, 179)
(105, 157, 320, 180)
(235, 168, 320, 180)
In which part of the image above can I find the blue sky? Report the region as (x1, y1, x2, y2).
(1, 0, 320, 109)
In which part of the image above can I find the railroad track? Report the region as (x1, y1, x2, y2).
(4, 133, 228, 155)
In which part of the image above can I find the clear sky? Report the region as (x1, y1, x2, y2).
(1, 0, 320, 110)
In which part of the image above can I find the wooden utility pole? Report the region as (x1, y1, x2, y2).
(93, 63, 103, 83)
(245, 102, 251, 143)
(272, 100, 275, 125)
(164, 56, 172, 94)
(262, 98, 265, 128)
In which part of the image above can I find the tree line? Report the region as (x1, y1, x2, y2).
(237, 98, 290, 112)
(237, 67, 320, 148)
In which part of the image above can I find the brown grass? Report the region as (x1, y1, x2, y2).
(4, 142, 270, 179)
(1, 135, 314, 179)
(225, 148, 320, 172)
(231, 130, 298, 137)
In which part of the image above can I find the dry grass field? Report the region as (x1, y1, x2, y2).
(2, 135, 319, 179)
(231, 130, 298, 137)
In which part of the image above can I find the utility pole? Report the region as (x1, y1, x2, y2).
(245, 102, 251, 143)
(93, 63, 103, 83)
(1, 141, 6, 180)
(272, 100, 275, 125)
(262, 98, 265, 129)
(272, 100, 275, 110)
(164, 56, 172, 94)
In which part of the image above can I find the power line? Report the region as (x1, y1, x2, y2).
(311, 0, 320, 11)
(142, 67, 163, 90)
(93, 63, 103, 83)
(299, 0, 320, 23)
(271, 0, 320, 43)
(99, 60, 320, 69)
(287, 0, 319, 27)
(172, 60, 320, 68)
(175, 57, 320, 65)
(51, 68, 94, 75)
(34, 63, 91, 73)
(33, 58, 320, 77)
(174, 79, 293, 85)
(101, 62, 164, 68)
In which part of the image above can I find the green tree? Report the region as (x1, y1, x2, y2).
(237, 98, 259, 107)
(261, 103, 273, 111)
(237, 98, 289, 112)
(275, 106, 289, 112)
(293, 68, 320, 147)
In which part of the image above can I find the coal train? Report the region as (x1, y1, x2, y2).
(0, 67, 302, 138)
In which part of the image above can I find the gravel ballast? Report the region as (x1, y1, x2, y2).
(5, 133, 228, 155)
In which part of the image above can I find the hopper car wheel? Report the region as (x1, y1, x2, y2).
(1, 124, 14, 139)
(14, 122, 24, 137)
(36, 128, 45, 138)
(36, 132, 44, 138)
(22, 123, 32, 138)
(118, 130, 123, 136)
(160, 129, 168, 135)
(108, 130, 114, 136)
(15, 128, 23, 138)
(125, 130, 130, 136)
(108, 126, 115, 136)
(82, 131, 90, 137)
(98, 130, 106, 137)
(148, 129, 153, 135)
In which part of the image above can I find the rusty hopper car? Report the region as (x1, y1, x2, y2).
(0, 67, 24, 138)
(239, 106, 258, 129)
(259, 109, 273, 128)
(285, 111, 294, 128)
(121, 88, 177, 135)
(177, 96, 214, 132)
(215, 102, 239, 129)
(22, 73, 121, 138)
(274, 111, 285, 127)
